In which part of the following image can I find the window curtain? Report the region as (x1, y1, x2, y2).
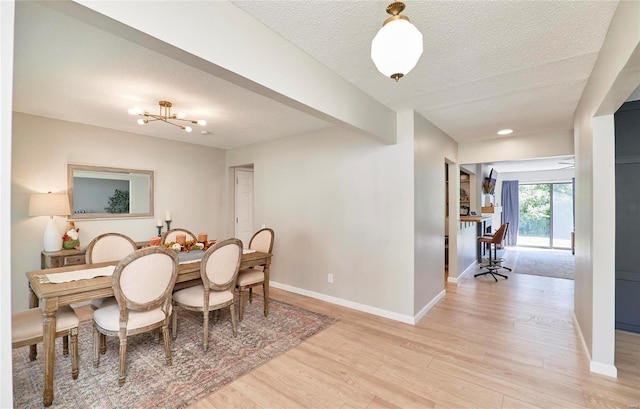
(501, 180, 519, 246)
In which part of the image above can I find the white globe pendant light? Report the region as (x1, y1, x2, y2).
(371, 2, 423, 82)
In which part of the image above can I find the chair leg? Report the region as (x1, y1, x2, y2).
(474, 243, 507, 281)
(203, 309, 210, 352)
(62, 335, 69, 356)
(100, 333, 107, 355)
(263, 282, 269, 318)
(249, 287, 253, 303)
(229, 304, 237, 337)
(238, 288, 245, 322)
(118, 336, 127, 387)
(70, 327, 79, 380)
(29, 345, 37, 362)
(171, 307, 178, 340)
(163, 325, 172, 366)
(93, 324, 100, 368)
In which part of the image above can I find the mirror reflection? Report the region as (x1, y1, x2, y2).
(67, 164, 154, 219)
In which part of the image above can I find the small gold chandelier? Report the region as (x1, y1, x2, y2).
(128, 100, 206, 133)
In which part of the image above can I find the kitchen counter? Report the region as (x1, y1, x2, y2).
(459, 215, 491, 223)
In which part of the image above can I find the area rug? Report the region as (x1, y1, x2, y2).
(510, 248, 575, 280)
(12, 296, 338, 408)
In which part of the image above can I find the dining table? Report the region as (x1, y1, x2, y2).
(26, 248, 272, 407)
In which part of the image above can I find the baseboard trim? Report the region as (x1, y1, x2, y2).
(573, 313, 618, 378)
(448, 261, 478, 283)
(414, 289, 446, 323)
(590, 361, 618, 378)
(270, 281, 443, 325)
(573, 313, 592, 361)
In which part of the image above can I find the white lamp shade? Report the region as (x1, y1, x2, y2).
(29, 193, 70, 252)
(28, 193, 70, 217)
(371, 19, 423, 78)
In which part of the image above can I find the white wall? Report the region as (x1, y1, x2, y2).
(412, 111, 457, 315)
(0, 1, 14, 406)
(11, 113, 227, 311)
(458, 130, 574, 165)
(573, 0, 640, 377)
(227, 125, 417, 320)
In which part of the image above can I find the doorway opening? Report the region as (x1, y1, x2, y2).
(517, 182, 574, 249)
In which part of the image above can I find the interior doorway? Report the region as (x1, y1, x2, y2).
(517, 182, 573, 249)
(234, 168, 254, 247)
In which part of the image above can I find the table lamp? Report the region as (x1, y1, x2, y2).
(29, 192, 71, 252)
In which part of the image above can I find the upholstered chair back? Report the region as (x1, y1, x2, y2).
(112, 246, 178, 312)
(161, 228, 196, 245)
(248, 228, 274, 253)
(491, 223, 508, 245)
(86, 233, 137, 264)
(201, 238, 242, 291)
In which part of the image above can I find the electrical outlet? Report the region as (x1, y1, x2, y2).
(328, 273, 333, 283)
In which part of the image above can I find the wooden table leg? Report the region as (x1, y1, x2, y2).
(263, 261, 271, 317)
(28, 284, 39, 361)
(42, 297, 58, 407)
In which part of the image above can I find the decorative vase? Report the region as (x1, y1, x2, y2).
(484, 195, 492, 207)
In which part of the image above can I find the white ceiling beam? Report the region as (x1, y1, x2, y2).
(61, 0, 397, 145)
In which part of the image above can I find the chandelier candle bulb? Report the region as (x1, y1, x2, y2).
(165, 211, 171, 221)
(155, 219, 163, 227)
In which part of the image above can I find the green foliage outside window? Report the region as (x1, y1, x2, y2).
(104, 189, 130, 213)
(519, 183, 572, 237)
(519, 184, 551, 237)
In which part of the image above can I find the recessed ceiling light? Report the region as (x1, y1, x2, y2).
(497, 129, 513, 135)
(200, 131, 210, 135)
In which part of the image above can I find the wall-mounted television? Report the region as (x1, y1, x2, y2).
(483, 168, 497, 195)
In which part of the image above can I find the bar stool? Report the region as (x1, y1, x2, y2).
(475, 223, 509, 281)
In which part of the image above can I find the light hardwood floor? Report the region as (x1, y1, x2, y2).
(189, 270, 640, 409)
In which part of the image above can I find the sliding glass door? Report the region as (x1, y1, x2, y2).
(551, 183, 573, 248)
(518, 182, 573, 248)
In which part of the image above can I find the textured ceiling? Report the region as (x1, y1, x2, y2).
(233, 0, 618, 142)
(13, 0, 621, 155)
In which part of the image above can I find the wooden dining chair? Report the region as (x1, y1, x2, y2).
(236, 228, 274, 321)
(92, 246, 179, 386)
(161, 228, 196, 245)
(85, 232, 138, 309)
(12, 306, 80, 380)
(172, 238, 242, 351)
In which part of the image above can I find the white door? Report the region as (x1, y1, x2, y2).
(235, 169, 254, 247)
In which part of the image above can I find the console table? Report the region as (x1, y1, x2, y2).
(41, 241, 149, 269)
(40, 249, 85, 269)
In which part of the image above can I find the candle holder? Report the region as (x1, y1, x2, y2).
(156, 225, 163, 237)
(165, 220, 172, 231)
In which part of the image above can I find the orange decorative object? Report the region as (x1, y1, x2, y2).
(198, 233, 208, 243)
(150, 237, 161, 246)
(176, 234, 187, 246)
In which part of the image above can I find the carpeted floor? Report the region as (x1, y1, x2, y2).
(507, 247, 575, 280)
(12, 296, 338, 408)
